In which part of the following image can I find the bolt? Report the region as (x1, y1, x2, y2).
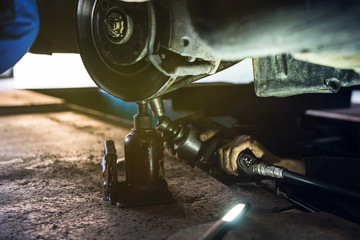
(181, 37, 190, 47)
(187, 56, 196, 63)
(325, 78, 341, 93)
(104, 12, 126, 39)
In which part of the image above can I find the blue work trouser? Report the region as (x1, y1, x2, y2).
(0, 0, 39, 74)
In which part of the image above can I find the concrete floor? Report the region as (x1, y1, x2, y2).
(0, 90, 359, 239)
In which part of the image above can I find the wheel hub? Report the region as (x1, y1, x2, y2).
(104, 12, 130, 43)
(77, 0, 169, 101)
(92, 0, 147, 66)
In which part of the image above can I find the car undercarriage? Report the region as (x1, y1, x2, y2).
(1, 0, 360, 239)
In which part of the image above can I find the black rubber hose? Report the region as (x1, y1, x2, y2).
(282, 170, 360, 200)
(237, 150, 360, 199)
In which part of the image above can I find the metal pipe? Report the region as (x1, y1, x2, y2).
(149, 97, 165, 118)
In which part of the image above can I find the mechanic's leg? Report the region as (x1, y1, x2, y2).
(0, 0, 39, 74)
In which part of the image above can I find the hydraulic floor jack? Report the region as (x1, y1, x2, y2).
(101, 97, 210, 207)
(102, 100, 173, 207)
